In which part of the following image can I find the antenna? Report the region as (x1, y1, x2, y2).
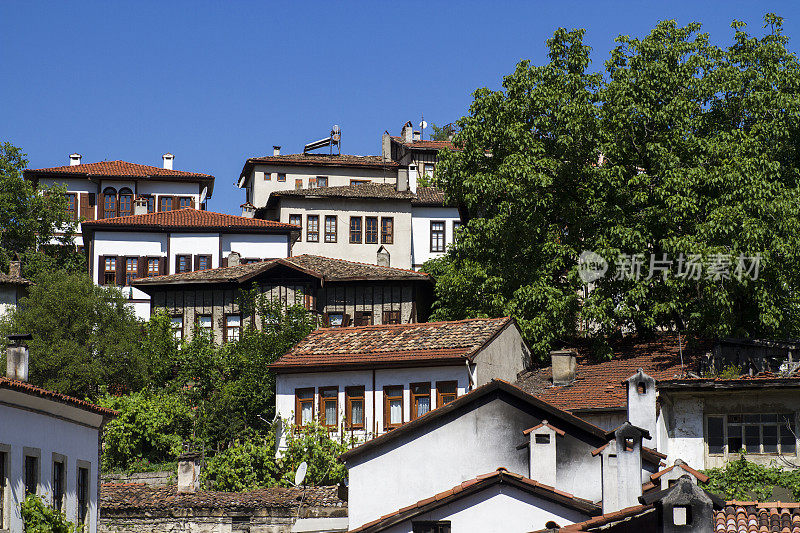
(419, 113, 427, 140)
(304, 126, 341, 155)
(294, 461, 308, 486)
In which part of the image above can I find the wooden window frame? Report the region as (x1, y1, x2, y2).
(197, 314, 213, 335)
(381, 217, 394, 244)
(103, 256, 118, 286)
(365, 216, 378, 244)
(383, 310, 401, 324)
(52, 456, 66, 512)
(350, 216, 362, 244)
(410, 382, 431, 420)
(224, 313, 241, 342)
(65, 193, 78, 221)
(118, 188, 133, 216)
(264, 171, 272, 181)
(316, 176, 328, 188)
(24, 454, 38, 496)
(295, 178, 303, 189)
(353, 311, 372, 326)
(159, 196, 174, 212)
(436, 381, 458, 408)
(430, 220, 446, 252)
(171, 315, 184, 340)
(383, 386, 404, 430)
(77, 465, 89, 526)
(345, 386, 365, 429)
(324, 215, 337, 243)
(295, 388, 315, 426)
(289, 214, 303, 237)
(175, 254, 192, 273)
(307, 215, 319, 242)
(102, 187, 117, 219)
(124, 256, 139, 286)
(146, 257, 161, 277)
(423, 163, 435, 178)
(412, 521, 451, 533)
(195, 254, 212, 271)
(178, 197, 194, 209)
(277, 173, 286, 182)
(319, 387, 339, 428)
(706, 413, 796, 456)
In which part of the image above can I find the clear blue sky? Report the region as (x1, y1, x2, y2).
(2, 1, 799, 214)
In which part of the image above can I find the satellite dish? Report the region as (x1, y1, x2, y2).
(294, 461, 308, 486)
(419, 120, 428, 129)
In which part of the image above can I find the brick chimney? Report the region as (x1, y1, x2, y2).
(551, 350, 577, 385)
(69, 153, 82, 166)
(162, 153, 174, 170)
(6, 334, 32, 382)
(177, 452, 200, 493)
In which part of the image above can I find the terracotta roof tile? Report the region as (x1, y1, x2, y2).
(0, 377, 116, 417)
(270, 184, 448, 207)
(269, 317, 513, 371)
(0, 273, 31, 285)
(245, 153, 399, 169)
(516, 333, 712, 412)
(411, 187, 447, 207)
(391, 136, 456, 151)
(714, 503, 800, 533)
(25, 160, 213, 180)
(100, 483, 344, 512)
(81, 208, 297, 232)
(133, 254, 430, 286)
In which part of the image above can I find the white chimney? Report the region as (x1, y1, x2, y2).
(8, 261, 21, 279)
(69, 153, 82, 166)
(413, 130, 421, 141)
(524, 420, 560, 486)
(240, 202, 255, 218)
(6, 334, 32, 382)
(177, 452, 200, 493)
(377, 246, 390, 267)
(625, 369, 656, 445)
(402, 121, 414, 143)
(162, 153, 174, 170)
(273, 145, 281, 156)
(408, 165, 418, 194)
(614, 422, 648, 511)
(134, 197, 149, 216)
(551, 350, 577, 385)
(227, 251, 241, 267)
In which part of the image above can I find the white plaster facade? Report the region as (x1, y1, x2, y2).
(0, 284, 25, 318)
(0, 387, 109, 533)
(410, 206, 461, 269)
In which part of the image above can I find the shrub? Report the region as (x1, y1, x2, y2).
(20, 494, 81, 533)
(279, 420, 357, 487)
(702, 454, 800, 500)
(202, 431, 278, 491)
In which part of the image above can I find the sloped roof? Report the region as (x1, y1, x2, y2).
(411, 187, 448, 207)
(515, 334, 712, 412)
(101, 483, 344, 512)
(25, 160, 213, 180)
(349, 468, 600, 533)
(0, 273, 31, 286)
(244, 153, 398, 170)
(268, 317, 514, 372)
(269, 184, 448, 207)
(133, 254, 431, 287)
(390, 136, 456, 151)
(0, 377, 117, 417)
(81, 208, 297, 233)
(716, 502, 800, 533)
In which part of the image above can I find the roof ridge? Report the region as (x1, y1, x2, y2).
(306, 316, 511, 333)
(291, 254, 429, 277)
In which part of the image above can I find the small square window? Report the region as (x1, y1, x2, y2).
(277, 173, 286, 182)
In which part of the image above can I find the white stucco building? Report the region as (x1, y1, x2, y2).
(268, 317, 531, 448)
(23, 154, 215, 249)
(1, 336, 115, 533)
(80, 209, 297, 319)
(0, 263, 30, 318)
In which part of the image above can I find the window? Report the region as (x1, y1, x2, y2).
(103, 256, 117, 285)
(383, 310, 401, 324)
(176, 254, 192, 273)
(103, 187, 117, 218)
(707, 413, 796, 455)
(171, 315, 183, 340)
(225, 314, 241, 342)
(196, 254, 212, 271)
(295, 388, 315, 426)
(316, 176, 328, 188)
(381, 217, 394, 244)
(353, 311, 372, 326)
(431, 221, 445, 252)
(278, 173, 286, 182)
(346, 386, 365, 429)
(144, 195, 155, 213)
(411, 382, 431, 419)
(65, 193, 78, 221)
(159, 196, 173, 212)
(24, 455, 38, 495)
(326, 313, 345, 327)
(350, 179, 369, 185)
(324, 215, 337, 243)
(179, 197, 193, 209)
(147, 257, 161, 277)
(52, 459, 65, 512)
(365, 217, 378, 244)
(264, 171, 272, 180)
(319, 387, 338, 428)
(295, 179, 303, 189)
(77, 466, 89, 525)
(119, 188, 133, 216)
(350, 217, 362, 244)
(307, 215, 319, 242)
(412, 521, 451, 533)
(423, 164, 435, 178)
(125, 257, 138, 285)
(384, 386, 403, 429)
(0, 451, 5, 528)
(437, 381, 458, 407)
(198, 315, 212, 336)
(289, 214, 303, 234)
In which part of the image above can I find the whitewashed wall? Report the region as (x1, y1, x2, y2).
(222, 233, 290, 261)
(0, 285, 22, 318)
(410, 206, 460, 269)
(0, 391, 103, 533)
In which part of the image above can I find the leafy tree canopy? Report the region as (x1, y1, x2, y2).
(430, 15, 800, 360)
(703, 454, 800, 501)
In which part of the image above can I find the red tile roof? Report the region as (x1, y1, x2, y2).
(268, 317, 514, 372)
(101, 483, 344, 512)
(649, 462, 709, 484)
(0, 377, 117, 417)
(81, 208, 297, 233)
(269, 184, 449, 207)
(242, 153, 398, 175)
(715, 502, 800, 533)
(349, 468, 600, 532)
(556, 503, 654, 531)
(391, 136, 456, 151)
(25, 160, 213, 180)
(0, 273, 31, 285)
(515, 334, 712, 412)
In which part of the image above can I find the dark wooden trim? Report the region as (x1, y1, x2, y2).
(345, 386, 365, 430)
(410, 382, 431, 420)
(383, 385, 404, 430)
(380, 216, 394, 245)
(295, 387, 315, 426)
(436, 381, 458, 408)
(430, 220, 445, 253)
(318, 386, 339, 428)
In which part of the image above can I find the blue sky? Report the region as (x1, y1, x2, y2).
(3, 1, 799, 214)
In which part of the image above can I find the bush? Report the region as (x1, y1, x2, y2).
(702, 454, 800, 500)
(202, 431, 278, 491)
(279, 420, 357, 487)
(20, 494, 81, 533)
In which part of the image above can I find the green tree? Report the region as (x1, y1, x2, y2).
(430, 15, 800, 359)
(20, 494, 81, 533)
(0, 271, 151, 397)
(429, 123, 456, 142)
(0, 142, 81, 277)
(278, 420, 355, 487)
(201, 430, 279, 491)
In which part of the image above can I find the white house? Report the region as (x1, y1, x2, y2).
(0, 263, 30, 317)
(23, 154, 215, 250)
(268, 317, 531, 448)
(1, 335, 116, 533)
(80, 208, 298, 320)
(339, 379, 693, 533)
(517, 334, 800, 471)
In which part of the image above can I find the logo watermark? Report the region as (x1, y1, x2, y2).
(578, 251, 761, 283)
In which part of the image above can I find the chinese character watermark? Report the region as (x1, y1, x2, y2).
(578, 251, 761, 283)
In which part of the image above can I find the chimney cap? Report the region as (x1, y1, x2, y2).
(163, 152, 174, 158)
(8, 333, 32, 343)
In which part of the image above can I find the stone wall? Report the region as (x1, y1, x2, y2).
(102, 470, 174, 487)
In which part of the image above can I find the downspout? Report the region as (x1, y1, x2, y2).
(372, 369, 377, 437)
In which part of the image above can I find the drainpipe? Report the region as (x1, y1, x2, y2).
(372, 369, 377, 438)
